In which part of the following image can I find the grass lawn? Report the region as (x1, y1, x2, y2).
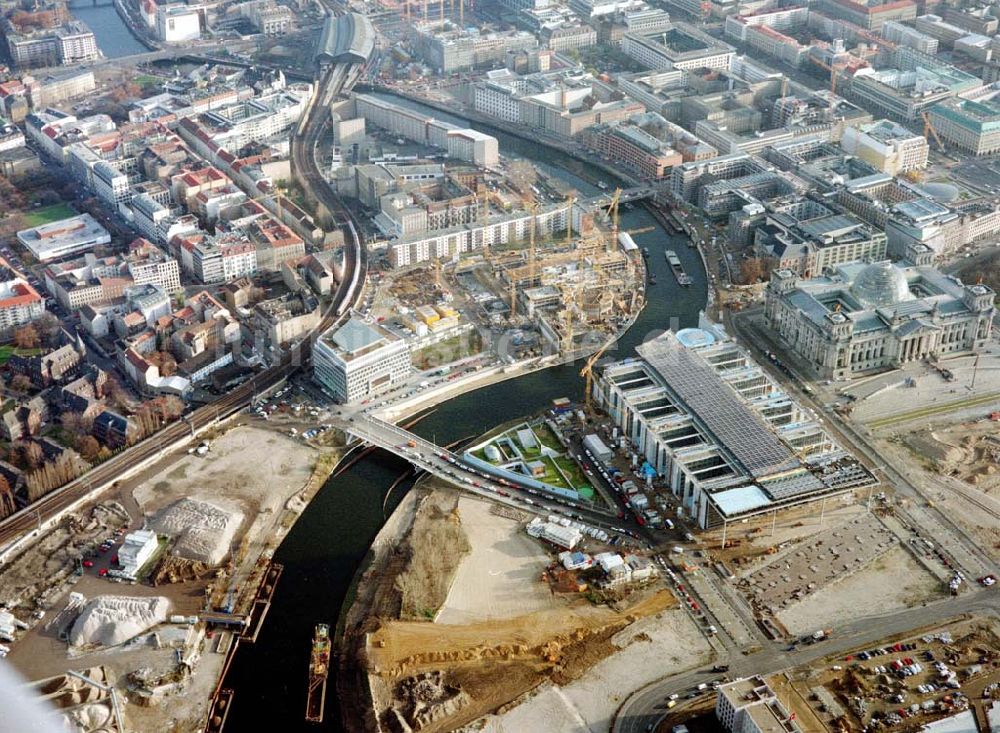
(0, 345, 41, 365)
(135, 74, 161, 89)
(554, 455, 588, 488)
(21, 203, 76, 228)
(411, 331, 482, 370)
(533, 423, 563, 452)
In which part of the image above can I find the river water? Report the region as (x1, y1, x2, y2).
(67, 0, 147, 58)
(221, 99, 709, 731)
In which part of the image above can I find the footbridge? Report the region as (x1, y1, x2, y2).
(581, 186, 658, 209)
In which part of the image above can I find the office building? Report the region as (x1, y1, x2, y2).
(915, 14, 968, 47)
(927, 97, 1000, 156)
(717, 677, 801, 733)
(764, 261, 995, 380)
(622, 23, 735, 71)
(156, 4, 201, 43)
(595, 325, 877, 529)
(753, 199, 887, 276)
(817, 0, 915, 31)
(312, 316, 411, 403)
(583, 122, 683, 179)
(840, 119, 928, 174)
(118, 529, 158, 577)
(881, 21, 938, 54)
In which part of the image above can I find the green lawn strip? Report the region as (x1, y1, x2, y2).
(22, 203, 76, 227)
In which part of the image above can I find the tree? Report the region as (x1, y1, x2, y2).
(9, 374, 31, 395)
(13, 324, 39, 349)
(739, 257, 770, 285)
(34, 313, 61, 344)
(20, 441, 43, 470)
(76, 436, 101, 461)
(105, 378, 132, 412)
(61, 411, 94, 438)
(0, 474, 14, 519)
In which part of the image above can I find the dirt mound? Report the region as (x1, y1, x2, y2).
(370, 590, 675, 679)
(395, 494, 470, 620)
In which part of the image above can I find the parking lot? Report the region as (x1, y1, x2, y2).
(740, 513, 897, 614)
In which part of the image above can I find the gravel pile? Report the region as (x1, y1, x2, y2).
(69, 595, 170, 648)
(149, 497, 243, 565)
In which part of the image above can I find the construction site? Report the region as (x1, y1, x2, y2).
(363, 179, 647, 368)
(346, 479, 697, 733)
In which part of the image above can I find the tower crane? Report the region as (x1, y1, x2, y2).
(565, 194, 576, 246)
(580, 333, 618, 413)
(922, 112, 946, 153)
(608, 188, 622, 251)
(810, 56, 849, 97)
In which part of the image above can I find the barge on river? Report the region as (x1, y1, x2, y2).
(305, 623, 330, 724)
(665, 250, 692, 286)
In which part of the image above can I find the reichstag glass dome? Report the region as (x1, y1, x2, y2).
(851, 261, 912, 308)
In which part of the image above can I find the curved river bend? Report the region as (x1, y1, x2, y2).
(222, 97, 709, 731)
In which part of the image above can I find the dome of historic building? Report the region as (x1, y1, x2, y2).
(851, 261, 912, 308)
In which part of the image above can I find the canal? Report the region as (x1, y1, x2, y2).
(67, 0, 147, 59)
(221, 100, 709, 731)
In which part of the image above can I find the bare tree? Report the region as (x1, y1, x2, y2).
(13, 324, 39, 349)
(61, 411, 94, 437)
(76, 436, 100, 461)
(9, 374, 31, 395)
(0, 474, 14, 519)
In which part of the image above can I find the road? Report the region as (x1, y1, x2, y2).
(614, 591, 999, 733)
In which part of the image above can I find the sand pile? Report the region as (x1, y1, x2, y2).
(69, 595, 170, 648)
(149, 497, 243, 565)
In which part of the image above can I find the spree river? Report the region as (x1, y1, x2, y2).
(67, 0, 147, 58)
(221, 97, 709, 731)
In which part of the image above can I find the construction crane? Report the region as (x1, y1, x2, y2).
(922, 112, 946, 153)
(811, 56, 848, 97)
(565, 194, 576, 246)
(526, 200, 538, 283)
(580, 333, 618, 413)
(608, 188, 622, 252)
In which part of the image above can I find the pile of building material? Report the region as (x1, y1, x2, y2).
(384, 671, 470, 732)
(148, 497, 243, 565)
(69, 595, 170, 647)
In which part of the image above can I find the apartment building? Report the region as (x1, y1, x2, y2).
(4, 20, 99, 68)
(881, 20, 938, 54)
(0, 258, 44, 330)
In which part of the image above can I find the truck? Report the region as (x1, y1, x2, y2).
(811, 629, 832, 642)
